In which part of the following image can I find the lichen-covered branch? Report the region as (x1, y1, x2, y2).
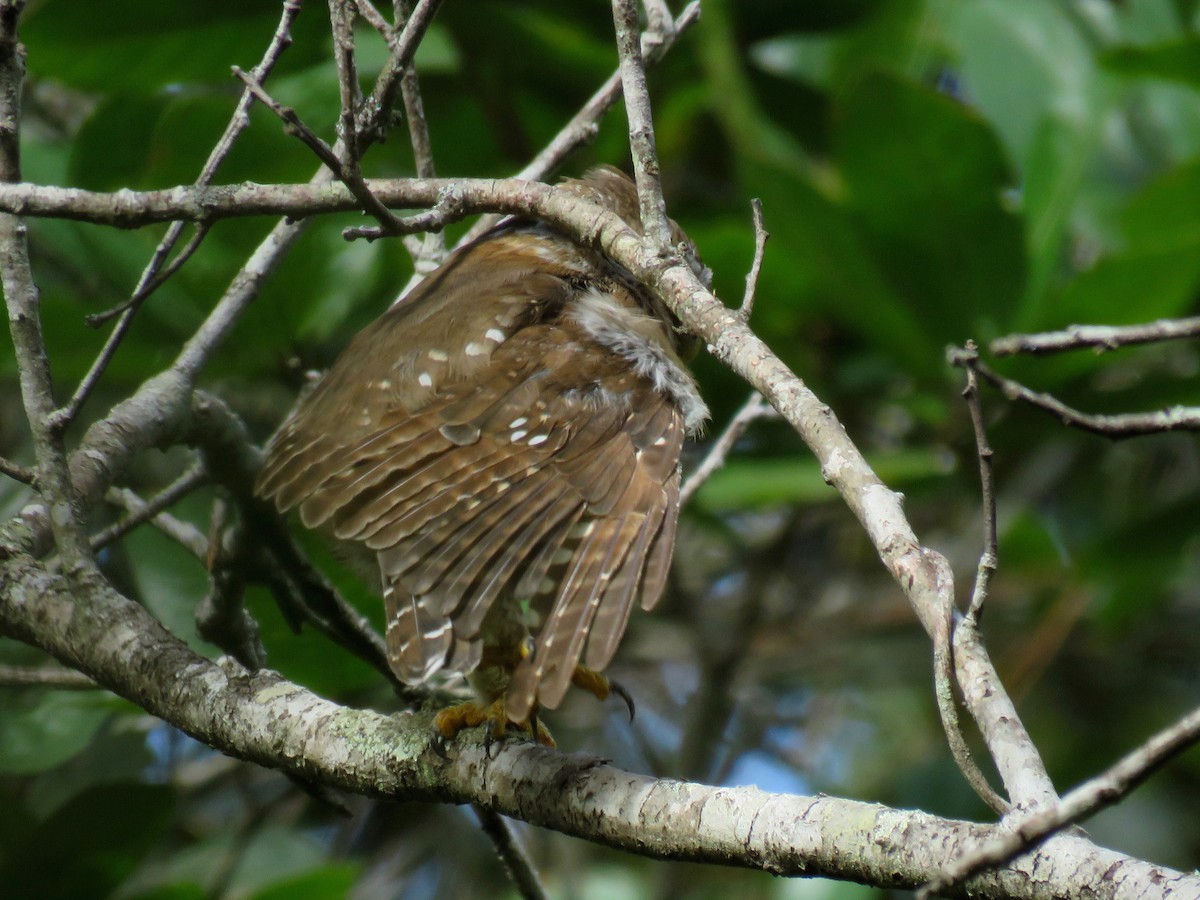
(0, 540, 1190, 898)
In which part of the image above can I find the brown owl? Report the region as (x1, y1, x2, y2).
(256, 167, 707, 746)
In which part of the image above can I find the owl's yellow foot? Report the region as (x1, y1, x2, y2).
(571, 665, 635, 721)
(431, 697, 556, 758)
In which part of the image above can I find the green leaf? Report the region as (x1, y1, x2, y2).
(0, 691, 117, 775)
(22, 0, 328, 92)
(694, 451, 950, 512)
(248, 864, 361, 900)
(835, 73, 1027, 344)
(69, 93, 166, 191)
(1103, 39, 1200, 87)
(0, 783, 175, 897)
(1045, 159, 1200, 328)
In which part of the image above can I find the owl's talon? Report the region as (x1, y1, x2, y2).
(570, 664, 635, 721)
(610, 679, 636, 722)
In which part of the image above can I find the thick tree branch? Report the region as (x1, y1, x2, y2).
(925, 702, 1200, 896)
(0, 541, 1191, 898)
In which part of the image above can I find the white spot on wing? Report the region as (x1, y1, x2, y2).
(509, 417, 528, 429)
(428, 348, 449, 361)
(485, 328, 505, 342)
(465, 341, 485, 356)
(418, 372, 433, 387)
(528, 434, 548, 446)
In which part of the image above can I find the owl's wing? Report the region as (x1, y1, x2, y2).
(254, 244, 691, 720)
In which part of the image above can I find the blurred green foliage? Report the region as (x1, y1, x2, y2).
(2, 0, 1198, 896)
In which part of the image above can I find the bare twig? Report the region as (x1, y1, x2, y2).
(531, 1, 698, 189)
(451, 2, 699, 249)
(95, 464, 208, 555)
(929, 343, 1009, 814)
(948, 347, 1200, 438)
(991, 316, 1200, 357)
(0, 663, 97, 689)
(355, 0, 392, 35)
(393, 0, 438, 182)
(0, 5, 95, 573)
(393, 0, 447, 275)
(922, 702, 1200, 897)
(358, 0, 443, 141)
(342, 184, 463, 241)
(933, 638, 1009, 815)
(233, 65, 405, 235)
(679, 391, 776, 507)
(198, 512, 268, 671)
(472, 807, 548, 900)
(611, 0, 672, 250)
(958, 342, 998, 625)
(739, 198, 767, 321)
(51, 0, 305, 432)
(1, 454, 33, 484)
(329, 0, 364, 168)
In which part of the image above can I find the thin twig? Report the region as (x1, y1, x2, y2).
(921, 702, 1200, 897)
(343, 185, 463, 241)
(0, 4, 95, 572)
(358, 0, 443, 141)
(991, 316, 1200, 357)
(1, 454, 33, 484)
(611, 0, 672, 250)
(165, 0, 436, 387)
(471, 806, 549, 900)
(933, 637, 1009, 815)
(394, 0, 447, 275)
(233, 65, 405, 236)
(679, 391, 776, 507)
(50, 0, 305, 432)
(94, 465, 208, 554)
(198, 510, 268, 671)
(0, 663, 98, 690)
(101, 490, 208, 560)
(355, 0, 392, 35)
(329, 0, 363, 168)
(948, 347, 1200, 438)
(959, 342, 998, 625)
(740, 198, 767, 321)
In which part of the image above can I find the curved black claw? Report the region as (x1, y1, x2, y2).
(610, 680, 636, 722)
(528, 710, 543, 743)
(483, 720, 501, 760)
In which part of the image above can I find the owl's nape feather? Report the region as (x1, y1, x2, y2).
(254, 167, 707, 737)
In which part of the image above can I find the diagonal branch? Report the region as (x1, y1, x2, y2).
(611, 0, 672, 249)
(49, 0, 306, 433)
(949, 347, 1200, 438)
